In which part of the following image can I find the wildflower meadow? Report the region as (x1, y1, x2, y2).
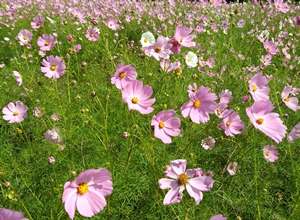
(1, 0, 300, 219)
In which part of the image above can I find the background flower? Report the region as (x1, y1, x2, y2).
(2, 101, 28, 123)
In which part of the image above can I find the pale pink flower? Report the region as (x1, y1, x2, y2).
(2, 101, 28, 123)
(287, 123, 300, 143)
(51, 113, 60, 121)
(16, 29, 33, 45)
(31, 15, 44, 29)
(45, 128, 63, 144)
(210, 214, 227, 220)
(111, 63, 137, 89)
(107, 18, 119, 30)
(206, 58, 215, 68)
(33, 107, 44, 117)
(248, 72, 270, 101)
(219, 89, 232, 104)
(148, 35, 172, 60)
(210, 0, 222, 7)
(227, 162, 237, 176)
(281, 86, 300, 111)
(41, 55, 66, 79)
(264, 41, 279, 55)
(260, 54, 272, 66)
(122, 80, 155, 114)
(201, 136, 216, 150)
(246, 100, 287, 143)
(158, 159, 214, 205)
(86, 27, 99, 42)
(274, 0, 289, 13)
(263, 145, 278, 162)
(168, 25, 196, 53)
(13, 71, 22, 86)
(62, 168, 113, 219)
(37, 34, 57, 51)
(73, 44, 81, 52)
(160, 59, 172, 73)
(187, 83, 199, 98)
(219, 109, 244, 136)
(151, 109, 181, 144)
(48, 156, 55, 164)
(72, 8, 85, 22)
(0, 208, 28, 220)
(168, 61, 181, 75)
(181, 86, 217, 124)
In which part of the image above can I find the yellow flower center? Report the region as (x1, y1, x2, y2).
(37, 22, 41, 26)
(229, 165, 235, 170)
(267, 47, 270, 51)
(284, 97, 290, 102)
(175, 67, 181, 73)
(187, 58, 191, 63)
(193, 99, 201, 108)
(13, 111, 19, 116)
(90, 33, 94, 37)
(178, 173, 188, 185)
(144, 38, 148, 43)
(216, 108, 221, 115)
(50, 65, 57, 71)
(155, 46, 161, 53)
(173, 40, 179, 46)
(77, 183, 88, 195)
(119, 71, 126, 79)
(38, 111, 42, 115)
(132, 97, 138, 104)
(179, 37, 183, 43)
(211, 0, 215, 3)
(206, 141, 210, 146)
(45, 41, 50, 46)
(23, 36, 28, 40)
(252, 85, 257, 92)
(109, 23, 113, 26)
(265, 151, 270, 156)
(277, 4, 281, 8)
(226, 121, 231, 126)
(256, 118, 264, 125)
(159, 122, 165, 129)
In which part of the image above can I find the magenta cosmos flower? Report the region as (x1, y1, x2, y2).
(0, 208, 28, 220)
(151, 109, 181, 144)
(62, 168, 113, 219)
(246, 100, 287, 143)
(37, 34, 57, 51)
(210, 214, 227, 220)
(248, 72, 270, 101)
(31, 15, 44, 29)
(264, 41, 279, 55)
(281, 85, 300, 111)
(2, 101, 28, 123)
(168, 25, 196, 53)
(86, 27, 99, 41)
(274, 0, 289, 13)
(158, 159, 214, 205)
(294, 16, 300, 26)
(219, 109, 244, 136)
(263, 145, 278, 162)
(15, 29, 33, 45)
(287, 123, 300, 143)
(41, 55, 66, 79)
(111, 63, 137, 89)
(181, 86, 217, 124)
(122, 80, 155, 114)
(148, 35, 172, 61)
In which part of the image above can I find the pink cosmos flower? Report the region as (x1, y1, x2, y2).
(281, 86, 300, 111)
(210, 214, 227, 220)
(294, 16, 300, 26)
(37, 34, 57, 51)
(260, 54, 272, 66)
(158, 159, 214, 205)
(31, 15, 44, 29)
(33, 107, 44, 117)
(62, 168, 113, 219)
(111, 63, 137, 89)
(122, 80, 155, 114)
(168, 25, 196, 53)
(264, 41, 279, 55)
(206, 58, 215, 68)
(51, 113, 60, 121)
(45, 128, 63, 143)
(274, 0, 289, 13)
(107, 18, 119, 30)
(151, 109, 181, 144)
(2, 101, 28, 123)
(287, 123, 300, 143)
(210, 0, 222, 7)
(263, 145, 278, 162)
(15, 29, 33, 45)
(227, 162, 237, 176)
(48, 156, 55, 164)
(0, 208, 28, 220)
(13, 71, 22, 86)
(246, 100, 287, 143)
(41, 55, 66, 79)
(248, 72, 270, 101)
(148, 35, 172, 61)
(219, 109, 244, 136)
(201, 136, 216, 150)
(86, 27, 99, 42)
(73, 44, 82, 52)
(160, 59, 172, 73)
(181, 86, 217, 124)
(215, 102, 228, 118)
(168, 61, 181, 75)
(219, 89, 232, 104)
(187, 83, 199, 98)
(72, 8, 85, 22)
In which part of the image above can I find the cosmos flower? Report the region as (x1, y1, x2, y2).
(210, 214, 227, 220)
(13, 71, 22, 86)
(85, 27, 99, 41)
(15, 29, 33, 45)
(111, 63, 137, 89)
(73, 44, 82, 52)
(201, 136, 216, 150)
(41, 55, 66, 79)
(72, 8, 85, 22)
(227, 162, 237, 176)
(274, 0, 290, 13)
(140, 31, 155, 47)
(51, 113, 60, 121)
(294, 16, 300, 26)
(107, 18, 119, 30)
(148, 35, 172, 61)
(248, 72, 270, 101)
(37, 34, 57, 51)
(45, 128, 63, 143)
(62, 168, 113, 219)
(33, 107, 44, 117)
(219, 109, 244, 136)
(185, 51, 198, 68)
(122, 80, 155, 114)
(263, 145, 279, 162)
(158, 159, 214, 205)
(168, 25, 195, 53)
(246, 100, 287, 143)
(2, 101, 28, 123)
(181, 86, 217, 124)
(287, 123, 300, 143)
(219, 89, 232, 104)
(31, 15, 44, 29)
(151, 109, 181, 144)
(264, 41, 279, 55)
(0, 208, 28, 220)
(281, 85, 300, 111)
(187, 83, 199, 98)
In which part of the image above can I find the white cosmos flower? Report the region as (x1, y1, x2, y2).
(185, 51, 198, 68)
(141, 31, 155, 47)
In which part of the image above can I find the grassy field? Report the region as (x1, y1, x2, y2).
(0, 0, 300, 219)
